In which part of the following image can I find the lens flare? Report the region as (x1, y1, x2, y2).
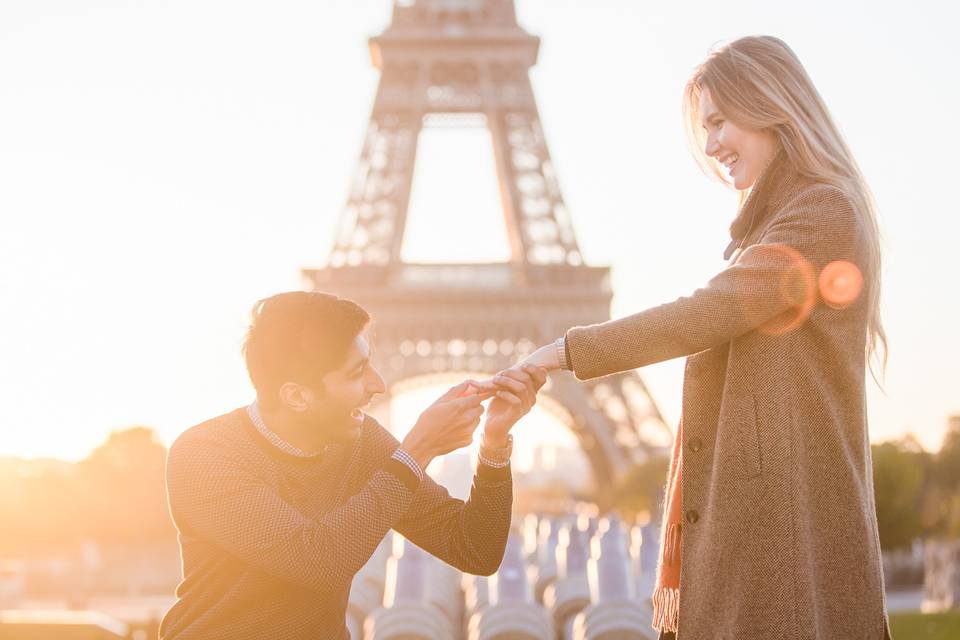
(818, 260, 863, 309)
(756, 245, 817, 336)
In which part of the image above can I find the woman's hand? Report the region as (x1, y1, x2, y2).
(482, 365, 548, 447)
(521, 342, 562, 371)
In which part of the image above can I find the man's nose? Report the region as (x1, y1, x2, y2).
(368, 368, 386, 395)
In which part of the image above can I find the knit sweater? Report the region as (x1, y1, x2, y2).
(159, 408, 512, 640)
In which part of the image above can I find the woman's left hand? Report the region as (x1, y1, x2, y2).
(521, 342, 562, 371)
(483, 365, 548, 445)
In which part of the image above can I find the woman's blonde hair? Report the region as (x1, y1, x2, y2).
(683, 35, 887, 374)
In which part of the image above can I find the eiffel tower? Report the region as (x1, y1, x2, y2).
(303, 0, 670, 484)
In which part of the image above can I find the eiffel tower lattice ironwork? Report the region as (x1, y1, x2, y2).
(303, 0, 671, 484)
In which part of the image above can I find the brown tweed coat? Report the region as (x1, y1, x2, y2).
(566, 153, 892, 640)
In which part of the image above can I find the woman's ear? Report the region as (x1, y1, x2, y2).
(278, 382, 312, 413)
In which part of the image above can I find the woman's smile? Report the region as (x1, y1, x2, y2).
(699, 87, 779, 190)
(721, 152, 740, 175)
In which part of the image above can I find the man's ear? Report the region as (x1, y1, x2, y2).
(278, 382, 312, 413)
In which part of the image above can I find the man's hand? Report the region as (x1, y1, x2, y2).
(483, 364, 548, 447)
(401, 381, 488, 469)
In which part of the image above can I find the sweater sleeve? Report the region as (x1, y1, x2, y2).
(165, 434, 418, 593)
(566, 186, 862, 380)
(393, 462, 513, 576)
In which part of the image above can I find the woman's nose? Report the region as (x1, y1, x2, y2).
(705, 134, 720, 158)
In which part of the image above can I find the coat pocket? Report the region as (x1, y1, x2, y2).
(737, 394, 763, 479)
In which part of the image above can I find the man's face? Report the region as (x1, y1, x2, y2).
(307, 334, 385, 440)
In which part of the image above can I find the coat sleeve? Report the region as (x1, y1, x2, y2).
(165, 435, 418, 593)
(392, 462, 512, 577)
(566, 186, 862, 380)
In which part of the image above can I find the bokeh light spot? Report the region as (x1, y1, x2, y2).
(757, 245, 817, 336)
(819, 260, 863, 309)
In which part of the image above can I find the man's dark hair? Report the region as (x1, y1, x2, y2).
(243, 291, 370, 406)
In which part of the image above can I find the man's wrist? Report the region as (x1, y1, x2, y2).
(479, 432, 513, 468)
(390, 447, 424, 485)
(400, 436, 433, 470)
(481, 429, 510, 449)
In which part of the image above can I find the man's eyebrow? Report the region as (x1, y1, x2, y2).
(347, 356, 369, 374)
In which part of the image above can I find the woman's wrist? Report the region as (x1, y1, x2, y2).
(525, 342, 562, 371)
(554, 336, 570, 370)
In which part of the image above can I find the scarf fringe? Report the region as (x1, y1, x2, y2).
(651, 585, 680, 633)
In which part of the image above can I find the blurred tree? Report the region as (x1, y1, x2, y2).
(872, 436, 930, 550)
(0, 459, 82, 554)
(932, 416, 960, 491)
(930, 415, 960, 537)
(75, 427, 175, 544)
(0, 427, 175, 555)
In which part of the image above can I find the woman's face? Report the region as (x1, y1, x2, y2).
(699, 88, 780, 190)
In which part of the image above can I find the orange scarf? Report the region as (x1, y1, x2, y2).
(652, 418, 683, 633)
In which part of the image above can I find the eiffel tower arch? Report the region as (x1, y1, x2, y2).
(303, 0, 671, 485)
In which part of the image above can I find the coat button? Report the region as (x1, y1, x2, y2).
(686, 510, 699, 524)
(687, 437, 702, 452)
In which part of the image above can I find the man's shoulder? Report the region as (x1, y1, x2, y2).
(164, 408, 265, 492)
(168, 408, 252, 462)
(358, 414, 400, 454)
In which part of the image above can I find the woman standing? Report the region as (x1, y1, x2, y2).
(522, 36, 891, 639)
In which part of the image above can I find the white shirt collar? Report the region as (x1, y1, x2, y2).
(246, 401, 321, 458)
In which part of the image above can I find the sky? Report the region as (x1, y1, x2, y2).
(1, 0, 958, 462)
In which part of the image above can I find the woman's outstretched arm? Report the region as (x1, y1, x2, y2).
(527, 185, 862, 380)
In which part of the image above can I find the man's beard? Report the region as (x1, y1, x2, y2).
(319, 398, 369, 444)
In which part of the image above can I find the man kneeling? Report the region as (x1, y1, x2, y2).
(159, 291, 545, 639)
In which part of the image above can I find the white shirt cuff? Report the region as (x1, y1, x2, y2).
(391, 448, 424, 482)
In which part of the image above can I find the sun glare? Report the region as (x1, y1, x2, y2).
(401, 114, 512, 264)
(388, 381, 580, 475)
